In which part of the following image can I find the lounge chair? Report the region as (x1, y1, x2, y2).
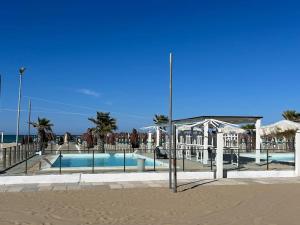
(155, 147, 168, 159)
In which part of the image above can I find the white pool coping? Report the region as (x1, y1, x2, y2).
(0, 172, 215, 185)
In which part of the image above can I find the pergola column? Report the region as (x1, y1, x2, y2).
(295, 130, 300, 176)
(176, 128, 179, 147)
(156, 126, 160, 147)
(203, 122, 209, 164)
(216, 131, 224, 179)
(147, 131, 152, 150)
(255, 119, 262, 164)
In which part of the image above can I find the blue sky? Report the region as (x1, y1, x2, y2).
(1, 0, 300, 134)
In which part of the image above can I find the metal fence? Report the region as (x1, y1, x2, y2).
(40, 147, 216, 175)
(0, 143, 37, 173)
(222, 147, 295, 171)
(0, 141, 295, 175)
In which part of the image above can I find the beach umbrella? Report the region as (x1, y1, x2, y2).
(259, 120, 300, 137)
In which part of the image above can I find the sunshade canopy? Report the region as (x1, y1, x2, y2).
(259, 120, 300, 137)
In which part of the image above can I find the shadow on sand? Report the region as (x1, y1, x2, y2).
(177, 179, 217, 192)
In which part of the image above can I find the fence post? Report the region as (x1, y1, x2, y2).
(267, 148, 269, 170)
(153, 148, 156, 171)
(18, 145, 21, 161)
(16, 144, 20, 162)
(210, 148, 213, 171)
(123, 148, 126, 172)
(25, 147, 28, 174)
(237, 148, 240, 170)
(59, 150, 62, 174)
(21, 144, 24, 161)
(13, 146, 16, 164)
(216, 132, 224, 179)
(92, 150, 95, 173)
(2, 148, 6, 169)
(8, 147, 12, 167)
(183, 149, 185, 171)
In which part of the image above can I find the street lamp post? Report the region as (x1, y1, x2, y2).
(169, 53, 173, 189)
(16, 67, 26, 153)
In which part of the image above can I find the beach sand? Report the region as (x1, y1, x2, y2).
(0, 183, 300, 225)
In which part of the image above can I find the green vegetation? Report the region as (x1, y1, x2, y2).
(88, 112, 117, 152)
(30, 117, 53, 153)
(282, 110, 300, 121)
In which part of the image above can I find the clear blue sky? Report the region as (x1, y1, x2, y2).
(1, 0, 300, 134)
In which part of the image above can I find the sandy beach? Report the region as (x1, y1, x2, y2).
(1, 183, 300, 225)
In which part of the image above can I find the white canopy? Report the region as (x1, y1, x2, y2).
(139, 126, 167, 132)
(259, 120, 300, 137)
(176, 125, 203, 132)
(219, 125, 247, 134)
(176, 119, 245, 134)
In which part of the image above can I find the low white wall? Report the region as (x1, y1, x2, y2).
(0, 172, 214, 185)
(81, 172, 214, 183)
(0, 174, 81, 185)
(227, 170, 296, 179)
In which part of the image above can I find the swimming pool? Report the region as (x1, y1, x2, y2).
(51, 153, 165, 168)
(240, 153, 294, 163)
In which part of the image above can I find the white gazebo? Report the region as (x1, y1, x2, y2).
(175, 119, 247, 164)
(150, 115, 262, 164)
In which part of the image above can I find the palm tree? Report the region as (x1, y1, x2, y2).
(241, 124, 255, 130)
(153, 114, 169, 125)
(88, 112, 117, 152)
(241, 124, 256, 150)
(30, 117, 53, 153)
(153, 114, 169, 146)
(282, 110, 300, 121)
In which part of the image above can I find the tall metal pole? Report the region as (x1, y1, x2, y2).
(16, 67, 25, 153)
(169, 52, 173, 189)
(173, 124, 177, 193)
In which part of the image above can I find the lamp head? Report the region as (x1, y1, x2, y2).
(19, 67, 26, 75)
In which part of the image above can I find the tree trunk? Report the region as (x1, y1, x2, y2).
(99, 138, 105, 153)
(96, 135, 101, 151)
(96, 134, 105, 153)
(37, 129, 44, 154)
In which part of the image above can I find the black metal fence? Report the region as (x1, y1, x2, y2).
(40, 146, 216, 174)
(0, 140, 295, 175)
(223, 148, 295, 171)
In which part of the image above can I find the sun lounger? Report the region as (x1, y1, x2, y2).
(155, 147, 168, 159)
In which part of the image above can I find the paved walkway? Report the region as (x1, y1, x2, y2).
(1, 177, 300, 193)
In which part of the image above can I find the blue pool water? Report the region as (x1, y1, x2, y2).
(240, 153, 294, 163)
(51, 153, 163, 168)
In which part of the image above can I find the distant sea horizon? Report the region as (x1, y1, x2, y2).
(1, 135, 36, 143)
(2, 134, 82, 143)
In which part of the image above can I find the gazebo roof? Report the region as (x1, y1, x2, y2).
(168, 115, 262, 126)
